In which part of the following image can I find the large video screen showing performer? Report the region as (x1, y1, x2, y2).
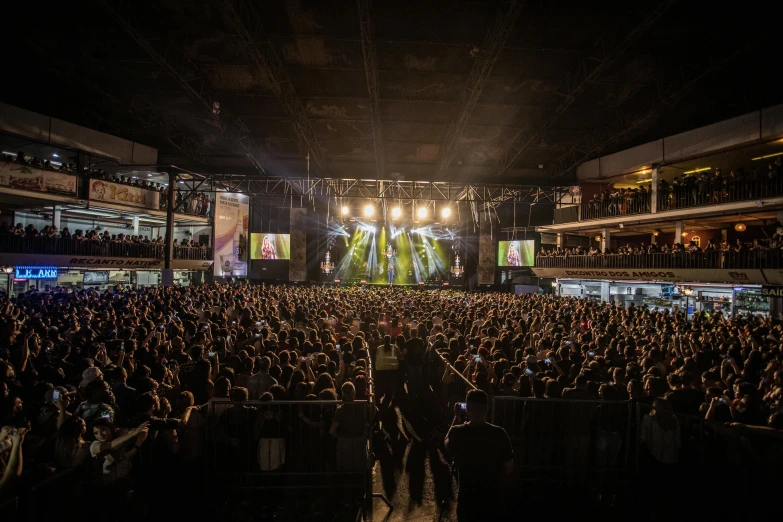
(497, 240, 535, 267)
(250, 233, 291, 260)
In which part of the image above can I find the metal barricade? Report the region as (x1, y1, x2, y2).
(581, 192, 651, 220)
(208, 399, 375, 500)
(490, 397, 632, 493)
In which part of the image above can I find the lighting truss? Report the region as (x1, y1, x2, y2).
(208, 176, 572, 204)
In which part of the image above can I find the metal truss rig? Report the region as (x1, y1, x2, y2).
(217, 177, 570, 204)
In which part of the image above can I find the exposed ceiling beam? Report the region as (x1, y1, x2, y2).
(357, 0, 385, 180)
(215, 0, 328, 175)
(434, 0, 525, 178)
(549, 37, 765, 179)
(495, 0, 678, 177)
(97, 0, 274, 177)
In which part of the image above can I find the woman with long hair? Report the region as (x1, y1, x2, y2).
(261, 235, 277, 260)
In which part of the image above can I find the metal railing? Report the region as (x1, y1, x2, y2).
(582, 192, 651, 220)
(0, 235, 164, 258)
(491, 397, 632, 492)
(659, 175, 783, 211)
(174, 246, 213, 260)
(536, 250, 783, 269)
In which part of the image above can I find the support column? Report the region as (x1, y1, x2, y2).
(650, 165, 659, 213)
(52, 207, 61, 230)
(162, 172, 176, 286)
(132, 216, 140, 236)
(651, 233, 657, 245)
(556, 233, 563, 248)
(675, 221, 683, 244)
(776, 211, 783, 236)
(601, 227, 611, 253)
(600, 282, 611, 304)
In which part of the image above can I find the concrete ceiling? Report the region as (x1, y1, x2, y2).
(1, 0, 780, 185)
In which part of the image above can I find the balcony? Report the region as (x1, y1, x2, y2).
(582, 191, 651, 220)
(535, 250, 783, 269)
(0, 235, 213, 270)
(658, 175, 783, 211)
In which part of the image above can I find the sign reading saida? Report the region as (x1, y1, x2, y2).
(762, 285, 783, 297)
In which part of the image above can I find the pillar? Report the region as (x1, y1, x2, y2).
(132, 216, 140, 236)
(52, 207, 61, 230)
(675, 221, 683, 244)
(163, 172, 176, 286)
(650, 165, 659, 213)
(600, 282, 611, 304)
(721, 229, 728, 242)
(777, 211, 783, 236)
(601, 227, 611, 253)
(556, 233, 563, 248)
(651, 233, 657, 245)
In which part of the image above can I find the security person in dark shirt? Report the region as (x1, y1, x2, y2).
(445, 389, 513, 521)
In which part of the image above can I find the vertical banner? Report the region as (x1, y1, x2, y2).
(289, 207, 307, 281)
(478, 216, 495, 285)
(213, 193, 249, 277)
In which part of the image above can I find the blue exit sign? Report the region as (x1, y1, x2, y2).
(14, 267, 58, 279)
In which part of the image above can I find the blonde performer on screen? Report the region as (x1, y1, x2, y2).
(261, 235, 277, 260)
(507, 242, 521, 266)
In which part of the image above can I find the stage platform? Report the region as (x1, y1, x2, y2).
(320, 280, 462, 290)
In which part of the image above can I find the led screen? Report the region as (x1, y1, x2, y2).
(250, 233, 291, 260)
(497, 240, 535, 267)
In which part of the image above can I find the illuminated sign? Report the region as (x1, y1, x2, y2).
(14, 266, 58, 279)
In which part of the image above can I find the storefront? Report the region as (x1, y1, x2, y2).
(555, 279, 762, 317)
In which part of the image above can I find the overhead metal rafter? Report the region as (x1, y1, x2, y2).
(206, 176, 565, 204)
(216, 0, 328, 174)
(495, 0, 678, 177)
(357, 0, 385, 180)
(549, 36, 765, 179)
(434, 0, 525, 178)
(22, 38, 211, 166)
(98, 0, 273, 177)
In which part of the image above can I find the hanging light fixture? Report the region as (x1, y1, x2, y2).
(734, 222, 746, 232)
(451, 253, 464, 278)
(594, 235, 602, 242)
(320, 251, 334, 274)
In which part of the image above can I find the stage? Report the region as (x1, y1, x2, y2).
(320, 280, 463, 290)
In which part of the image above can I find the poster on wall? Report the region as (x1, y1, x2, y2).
(213, 192, 249, 277)
(478, 216, 495, 285)
(497, 240, 535, 267)
(0, 163, 77, 196)
(89, 179, 160, 210)
(289, 208, 307, 281)
(250, 233, 290, 259)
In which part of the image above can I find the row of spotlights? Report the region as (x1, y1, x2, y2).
(341, 205, 451, 219)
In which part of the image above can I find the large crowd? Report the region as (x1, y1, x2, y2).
(0, 283, 781, 517)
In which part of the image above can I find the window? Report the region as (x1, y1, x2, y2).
(691, 236, 701, 247)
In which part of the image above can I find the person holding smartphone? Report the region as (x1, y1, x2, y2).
(445, 389, 513, 521)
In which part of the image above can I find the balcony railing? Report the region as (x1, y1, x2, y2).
(0, 235, 164, 258)
(582, 192, 651, 220)
(0, 235, 213, 261)
(658, 175, 783, 211)
(536, 250, 783, 269)
(173, 245, 213, 260)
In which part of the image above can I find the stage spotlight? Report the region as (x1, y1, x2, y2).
(441, 207, 451, 218)
(363, 204, 375, 217)
(417, 207, 428, 219)
(341, 206, 349, 216)
(391, 207, 402, 219)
